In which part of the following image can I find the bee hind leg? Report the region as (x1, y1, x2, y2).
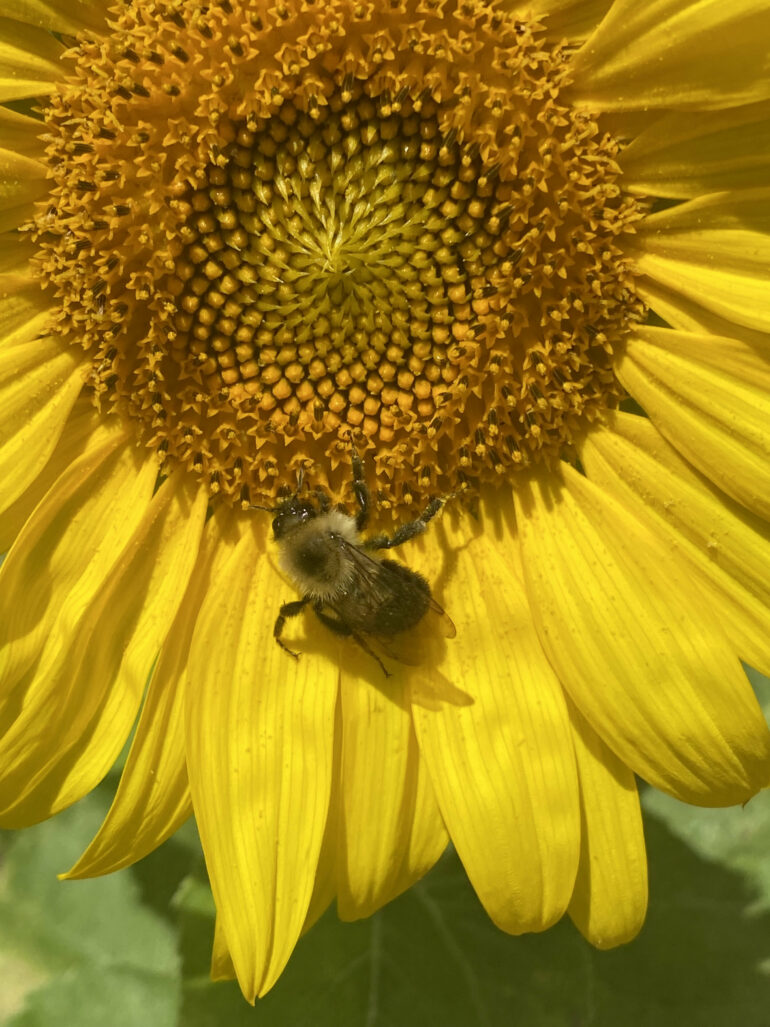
(352, 633, 392, 679)
(313, 603, 391, 678)
(274, 597, 311, 659)
(313, 603, 353, 638)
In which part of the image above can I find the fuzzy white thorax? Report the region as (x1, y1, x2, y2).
(277, 508, 362, 601)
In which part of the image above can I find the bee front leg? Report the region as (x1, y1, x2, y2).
(364, 495, 448, 551)
(274, 597, 311, 659)
(315, 487, 331, 512)
(351, 444, 370, 531)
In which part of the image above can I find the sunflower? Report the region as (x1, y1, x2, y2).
(1, 0, 769, 1003)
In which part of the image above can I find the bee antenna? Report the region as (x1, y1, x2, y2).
(249, 503, 275, 513)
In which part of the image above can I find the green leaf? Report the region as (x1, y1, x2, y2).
(177, 804, 770, 1026)
(176, 851, 587, 1027)
(0, 787, 181, 1027)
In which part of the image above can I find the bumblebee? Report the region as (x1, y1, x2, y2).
(268, 452, 455, 676)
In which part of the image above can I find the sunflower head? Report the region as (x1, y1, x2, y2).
(34, 0, 645, 511)
(2, 0, 770, 1010)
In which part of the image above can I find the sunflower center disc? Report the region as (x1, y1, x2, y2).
(33, 0, 646, 510)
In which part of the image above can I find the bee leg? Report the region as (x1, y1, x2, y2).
(315, 487, 330, 512)
(364, 495, 448, 551)
(313, 606, 391, 678)
(274, 597, 311, 659)
(351, 445, 370, 531)
(313, 604, 353, 637)
(352, 633, 392, 679)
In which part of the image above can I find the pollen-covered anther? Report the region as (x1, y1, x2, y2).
(32, 0, 646, 512)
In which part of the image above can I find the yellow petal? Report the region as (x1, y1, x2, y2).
(0, 0, 107, 34)
(0, 469, 207, 826)
(301, 698, 342, 936)
(0, 15, 66, 101)
(211, 915, 236, 983)
(411, 503, 581, 933)
(580, 412, 770, 676)
(631, 189, 770, 335)
(567, 702, 647, 948)
(616, 325, 770, 522)
(336, 666, 447, 920)
(0, 146, 48, 231)
(599, 108, 665, 146)
(512, 0, 613, 39)
(0, 236, 36, 270)
(639, 277, 770, 352)
(185, 526, 338, 1002)
(64, 507, 236, 879)
(0, 106, 45, 159)
(0, 395, 99, 553)
(0, 425, 144, 713)
(0, 335, 86, 516)
(570, 0, 770, 111)
(515, 466, 770, 806)
(0, 265, 51, 347)
(620, 101, 770, 199)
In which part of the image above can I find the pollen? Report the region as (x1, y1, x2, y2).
(32, 0, 646, 510)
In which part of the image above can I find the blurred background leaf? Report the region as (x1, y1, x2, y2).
(2, 671, 769, 1026)
(0, 793, 182, 1026)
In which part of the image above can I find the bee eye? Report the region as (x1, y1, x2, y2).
(272, 501, 317, 538)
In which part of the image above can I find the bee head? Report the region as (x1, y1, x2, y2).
(271, 497, 317, 540)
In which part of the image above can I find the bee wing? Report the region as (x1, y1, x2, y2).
(425, 594, 456, 639)
(331, 539, 403, 602)
(331, 541, 456, 665)
(365, 631, 423, 666)
(365, 608, 453, 666)
(336, 541, 456, 635)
